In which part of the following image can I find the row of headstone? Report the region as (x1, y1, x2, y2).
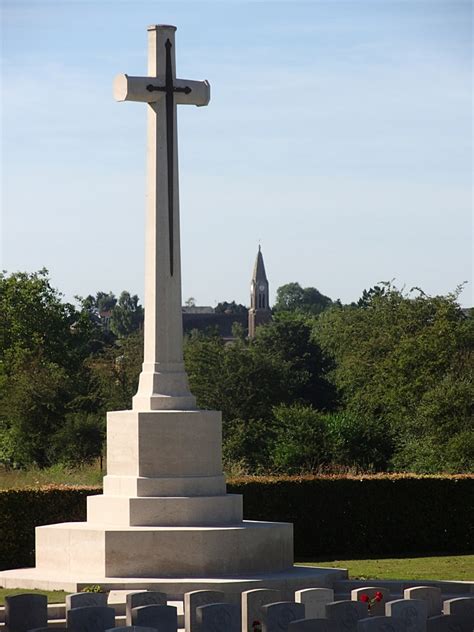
(3, 588, 473, 632)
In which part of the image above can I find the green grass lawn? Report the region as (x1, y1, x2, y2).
(0, 464, 103, 489)
(299, 554, 474, 581)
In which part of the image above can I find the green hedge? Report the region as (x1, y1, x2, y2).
(0, 476, 472, 570)
(228, 475, 474, 559)
(0, 486, 101, 570)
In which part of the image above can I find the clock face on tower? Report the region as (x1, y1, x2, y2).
(259, 284, 265, 291)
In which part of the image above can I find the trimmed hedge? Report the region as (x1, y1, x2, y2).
(228, 475, 474, 559)
(0, 485, 101, 570)
(0, 476, 472, 570)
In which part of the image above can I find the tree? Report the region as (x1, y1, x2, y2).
(184, 331, 296, 470)
(314, 284, 474, 472)
(0, 270, 105, 467)
(79, 291, 116, 312)
(184, 297, 196, 307)
(110, 291, 144, 337)
(215, 300, 247, 314)
(252, 311, 338, 411)
(270, 404, 330, 473)
(88, 330, 143, 412)
(274, 282, 332, 315)
(357, 285, 386, 308)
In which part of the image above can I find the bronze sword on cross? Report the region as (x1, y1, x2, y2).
(146, 38, 192, 275)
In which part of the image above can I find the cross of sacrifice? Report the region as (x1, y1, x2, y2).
(113, 25, 210, 411)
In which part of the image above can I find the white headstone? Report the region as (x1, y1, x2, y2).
(131, 605, 177, 632)
(66, 593, 108, 613)
(403, 588, 442, 618)
(67, 606, 116, 632)
(126, 592, 167, 625)
(242, 589, 281, 632)
(197, 603, 241, 632)
(326, 600, 368, 632)
(288, 620, 338, 632)
(261, 602, 305, 632)
(184, 590, 225, 632)
(443, 597, 474, 621)
(351, 588, 390, 617)
(385, 598, 428, 632)
(5, 595, 48, 632)
(295, 589, 334, 619)
(426, 614, 472, 632)
(357, 616, 406, 632)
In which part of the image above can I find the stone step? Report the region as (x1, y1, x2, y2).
(87, 494, 243, 527)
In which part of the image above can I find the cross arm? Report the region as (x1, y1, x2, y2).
(113, 74, 210, 106)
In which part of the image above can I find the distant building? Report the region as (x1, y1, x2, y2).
(182, 247, 272, 340)
(182, 310, 247, 341)
(248, 246, 272, 338)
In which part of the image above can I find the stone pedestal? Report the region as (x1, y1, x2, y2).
(0, 408, 346, 595)
(31, 409, 293, 580)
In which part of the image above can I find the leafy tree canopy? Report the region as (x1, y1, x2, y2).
(274, 282, 333, 315)
(215, 300, 247, 314)
(314, 283, 473, 472)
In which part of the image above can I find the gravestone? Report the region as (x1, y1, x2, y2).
(107, 627, 158, 632)
(295, 589, 334, 619)
(288, 620, 338, 632)
(184, 591, 225, 632)
(131, 605, 177, 632)
(67, 606, 116, 632)
(197, 603, 241, 632)
(326, 600, 368, 632)
(386, 598, 428, 632)
(242, 589, 281, 632)
(404, 588, 442, 618)
(357, 616, 406, 632)
(5, 594, 48, 632)
(352, 588, 390, 617)
(426, 614, 472, 632)
(261, 602, 305, 632)
(66, 592, 109, 612)
(126, 592, 167, 625)
(443, 597, 474, 622)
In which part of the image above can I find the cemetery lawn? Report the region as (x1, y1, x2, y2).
(0, 464, 103, 488)
(299, 554, 474, 581)
(0, 589, 68, 605)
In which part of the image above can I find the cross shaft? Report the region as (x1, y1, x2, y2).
(114, 25, 210, 411)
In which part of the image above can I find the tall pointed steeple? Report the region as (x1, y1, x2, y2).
(248, 245, 272, 337)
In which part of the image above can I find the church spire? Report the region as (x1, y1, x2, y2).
(252, 244, 268, 283)
(248, 245, 271, 338)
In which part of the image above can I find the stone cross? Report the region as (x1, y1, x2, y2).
(114, 24, 210, 411)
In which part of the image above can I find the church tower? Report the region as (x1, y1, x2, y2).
(248, 245, 272, 338)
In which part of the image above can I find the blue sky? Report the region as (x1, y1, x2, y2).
(2, 0, 472, 307)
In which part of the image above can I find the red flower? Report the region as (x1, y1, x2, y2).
(360, 594, 370, 603)
(375, 592, 383, 602)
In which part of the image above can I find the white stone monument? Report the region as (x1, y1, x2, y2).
(0, 25, 345, 596)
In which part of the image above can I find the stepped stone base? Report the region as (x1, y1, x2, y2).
(34, 520, 293, 577)
(0, 565, 348, 600)
(0, 408, 347, 600)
